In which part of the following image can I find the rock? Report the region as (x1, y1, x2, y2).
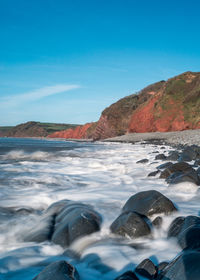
(167, 170, 200, 186)
(167, 217, 185, 238)
(168, 215, 200, 250)
(115, 271, 139, 280)
(158, 251, 200, 280)
(157, 261, 169, 275)
(44, 200, 70, 216)
(194, 159, 200, 167)
(178, 147, 197, 162)
(136, 159, 149, 164)
(155, 154, 167, 160)
(33, 260, 79, 280)
(110, 211, 151, 239)
(122, 190, 177, 217)
(23, 214, 55, 243)
(157, 162, 173, 170)
(166, 151, 180, 161)
(160, 162, 193, 179)
(52, 204, 102, 247)
(135, 258, 157, 279)
(148, 170, 160, 177)
(152, 216, 163, 228)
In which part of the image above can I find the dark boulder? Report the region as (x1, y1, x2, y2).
(167, 216, 185, 238)
(167, 170, 200, 186)
(157, 261, 169, 275)
(168, 215, 200, 250)
(178, 147, 197, 162)
(160, 162, 193, 179)
(136, 159, 149, 164)
(148, 170, 160, 177)
(155, 154, 167, 160)
(135, 258, 157, 279)
(158, 251, 200, 280)
(152, 216, 163, 228)
(33, 260, 79, 280)
(122, 190, 177, 217)
(115, 271, 139, 280)
(166, 151, 180, 161)
(157, 162, 173, 170)
(110, 211, 151, 239)
(52, 204, 102, 247)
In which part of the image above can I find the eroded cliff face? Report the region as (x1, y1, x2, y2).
(129, 72, 200, 132)
(47, 71, 200, 140)
(48, 123, 93, 139)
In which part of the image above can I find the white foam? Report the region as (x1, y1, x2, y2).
(0, 141, 198, 279)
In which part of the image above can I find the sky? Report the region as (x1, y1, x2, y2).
(0, 0, 200, 126)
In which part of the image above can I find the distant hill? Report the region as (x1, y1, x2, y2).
(49, 71, 200, 140)
(0, 122, 78, 137)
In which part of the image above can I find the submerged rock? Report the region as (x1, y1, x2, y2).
(33, 260, 79, 280)
(122, 190, 177, 217)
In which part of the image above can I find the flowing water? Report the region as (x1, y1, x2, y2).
(0, 138, 199, 280)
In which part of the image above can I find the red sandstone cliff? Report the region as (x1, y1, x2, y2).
(48, 123, 93, 139)
(47, 71, 200, 140)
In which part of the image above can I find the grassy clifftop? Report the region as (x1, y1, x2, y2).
(0, 122, 78, 137)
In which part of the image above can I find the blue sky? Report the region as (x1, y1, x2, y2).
(0, 0, 200, 125)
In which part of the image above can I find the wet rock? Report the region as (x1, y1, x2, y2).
(148, 170, 160, 177)
(160, 162, 193, 179)
(168, 215, 200, 250)
(194, 159, 200, 167)
(157, 162, 173, 170)
(157, 261, 169, 275)
(152, 216, 163, 228)
(135, 258, 157, 279)
(110, 211, 151, 239)
(136, 158, 149, 164)
(122, 190, 177, 217)
(52, 204, 102, 247)
(158, 251, 200, 280)
(165, 151, 180, 161)
(167, 170, 200, 186)
(23, 214, 55, 243)
(44, 200, 71, 216)
(167, 216, 185, 238)
(33, 260, 79, 280)
(155, 154, 167, 160)
(178, 147, 197, 162)
(115, 270, 139, 280)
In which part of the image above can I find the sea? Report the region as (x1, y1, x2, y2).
(0, 137, 199, 280)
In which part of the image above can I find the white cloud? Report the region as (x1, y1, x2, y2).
(0, 84, 80, 107)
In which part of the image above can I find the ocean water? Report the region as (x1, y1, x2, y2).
(0, 137, 199, 280)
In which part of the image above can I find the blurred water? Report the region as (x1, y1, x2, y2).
(0, 137, 199, 279)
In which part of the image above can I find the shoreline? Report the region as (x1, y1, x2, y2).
(1, 128, 200, 146)
(104, 129, 200, 146)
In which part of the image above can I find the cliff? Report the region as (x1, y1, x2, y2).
(49, 71, 200, 140)
(1, 122, 78, 138)
(48, 123, 93, 139)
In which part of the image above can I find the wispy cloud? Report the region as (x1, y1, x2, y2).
(1, 84, 80, 107)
